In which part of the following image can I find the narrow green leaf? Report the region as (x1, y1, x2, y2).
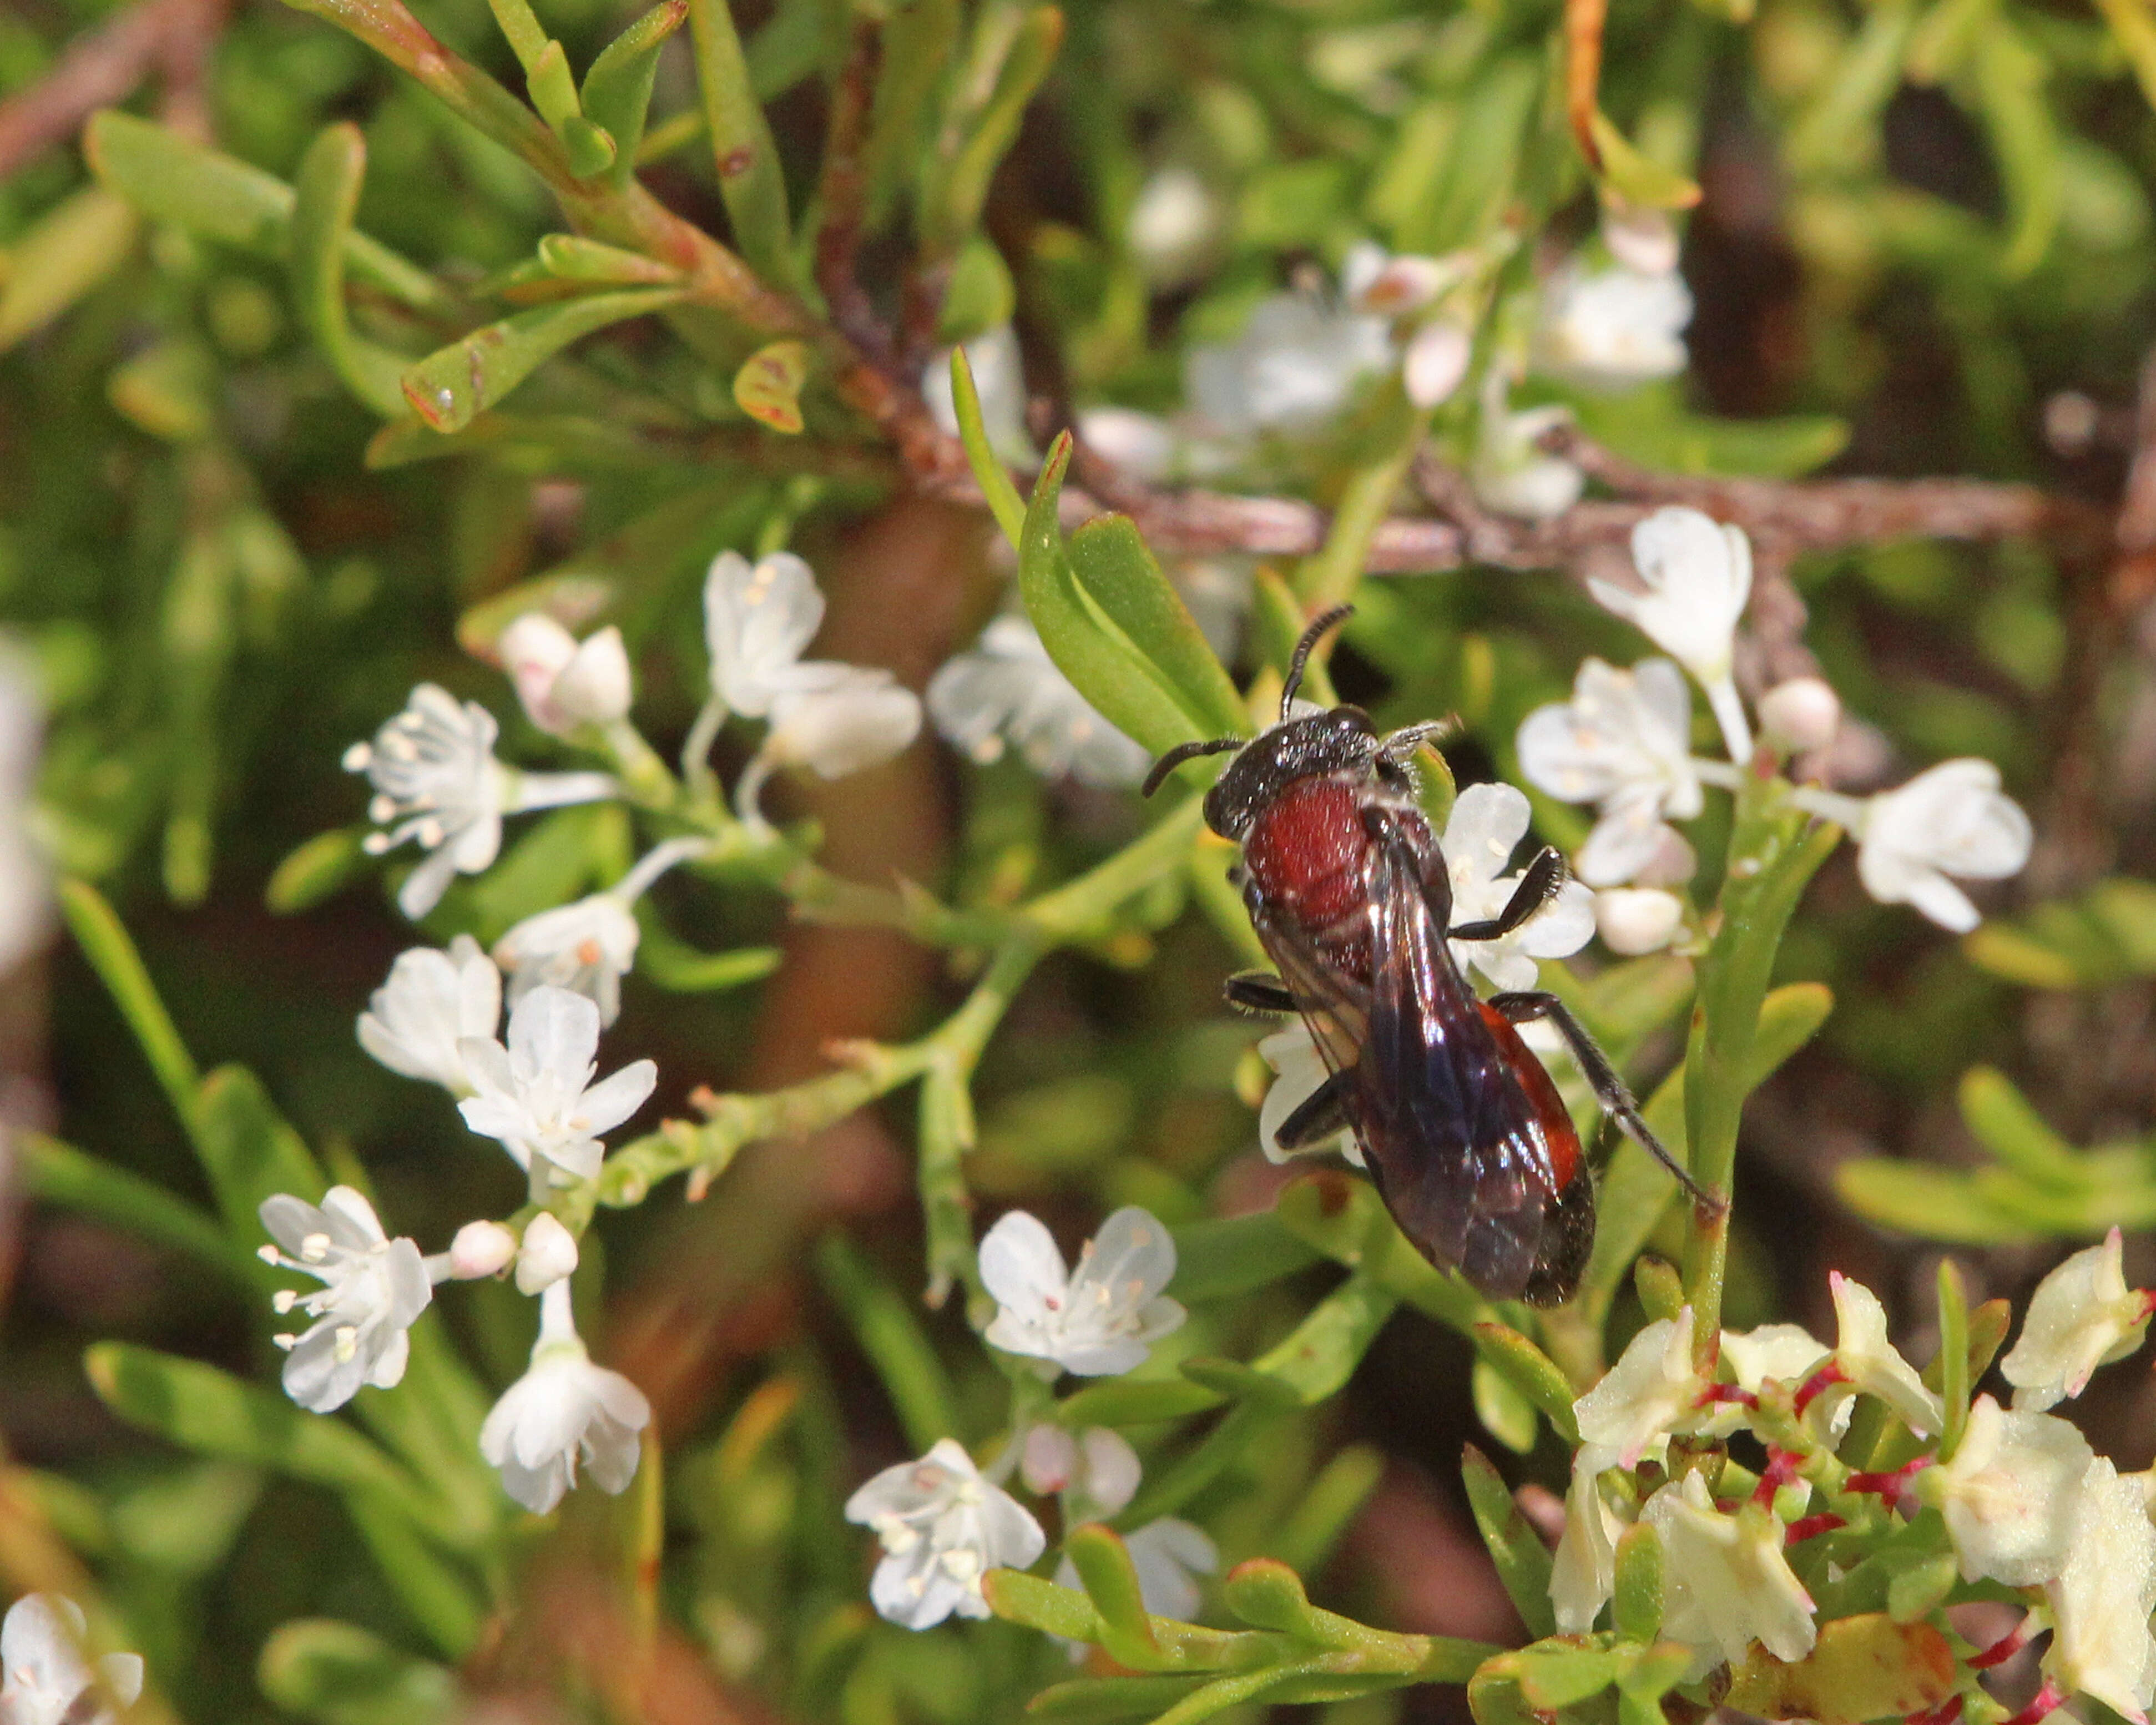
(1514, 1645, 1623, 1711)
(1169, 1212, 1322, 1303)
(1460, 1444, 1556, 1640)
(931, 7, 1063, 251)
(983, 1568, 1106, 1641)
(863, 0, 960, 219)
(292, 126, 411, 416)
(814, 1233, 957, 1451)
(1252, 1273, 1400, 1405)
(342, 1491, 486, 1657)
(1885, 1550, 1959, 1623)
(1250, 567, 1335, 709)
(486, 0, 549, 69)
(1471, 1358, 1538, 1454)
(1935, 1258, 1971, 1460)
(733, 338, 812, 433)
(401, 287, 688, 432)
(258, 1619, 456, 1725)
(196, 1064, 329, 1238)
(526, 39, 584, 132)
(1067, 516, 1247, 741)
(1268, 1444, 1384, 1575)
(86, 112, 449, 312)
(686, 0, 796, 285)
(1057, 1377, 1225, 1428)
(1959, 1067, 2087, 1186)
(582, 0, 689, 183)
(60, 879, 199, 1129)
(0, 186, 135, 352)
(1017, 434, 1209, 758)
(1634, 1255, 1684, 1323)
(951, 346, 1026, 544)
(634, 921, 780, 992)
(1471, 1323, 1580, 1445)
(536, 233, 682, 284)
(1834, 1160, 2037, 1244)
(1027, 1676, 1214, 1724)
(85, 1343, 417, 1500)
(1067, 1524, 1161, 1667)
(18, 1132, 254, 1287)
(1613, 1522, 1664, 1643)
(1586, 113, 1700, 210)
(1972, 21, 2059, 276)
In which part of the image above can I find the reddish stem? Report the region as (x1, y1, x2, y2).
(2001, 1678, 2066, 1725)
(1785, 1512, 1846, 1545)
(1753, 1450, 1802, 1509)
(1970, 1616, 2036, 1671)
(1794, 1360, 1850, 1418)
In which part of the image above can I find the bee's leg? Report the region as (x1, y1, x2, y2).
(1450, 847, 1569, 943)
(1224, 972, 1297, 1014)
(1488, 990, 1725, 1214)
(1376, 716, 1459, 763)
(1275, 1069, 1356, 1149)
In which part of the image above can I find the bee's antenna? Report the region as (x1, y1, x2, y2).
(1142, 736, 1243, 799)
(1280, 605, 1355, 720)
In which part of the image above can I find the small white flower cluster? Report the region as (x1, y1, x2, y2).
(0, 1593, 142, 1725)
(844, 1206, 1203, 1631)
(1518, 506, 2033, 941)
(1553, 1249, 2156, 1725)
(927, 615, 1152, 790)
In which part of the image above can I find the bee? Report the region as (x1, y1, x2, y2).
(1144, 607, 1711, 1305)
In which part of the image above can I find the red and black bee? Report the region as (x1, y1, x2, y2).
(1144, 606, 1711, 1306)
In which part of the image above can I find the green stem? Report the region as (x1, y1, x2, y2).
(1294, 394, 1427, 610)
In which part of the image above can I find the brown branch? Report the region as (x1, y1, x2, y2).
(0, 0, 226, 179)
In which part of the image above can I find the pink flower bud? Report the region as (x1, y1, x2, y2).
(1758, 677, 1841, 753)
(448, 1219, 516, 1279)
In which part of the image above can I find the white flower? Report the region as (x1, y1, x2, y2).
(924, 324, 1035, 465)
(981, 1207, 1185, 1377)
(1439, 783, 1594, 991)
(1184, 293, 1394, 436)
(1517, 658, 1703, 887)
(345, 685, 616, 918)
(356, 935, 501, 1094)
(457, 985, 657, 1190)
(515, 1210, 580, 1295)
(448, 1219, 517, 1279)
(1574, 1307, 1708, 1472)
(1341, 241, 1472, 317)
(1594, 887, 1685, 955)
(1470, 389, 1584, 521)
(1551, 1455, 1625, 1633)
(1642, 1469, 1816, 1671)
(1824, 1271, 1944, 1436)
(2048, 1455, 2156, 1723)
(1758, 677, 1841, 753)
(1716, 1321, 1848, 1439)
(497, 614, 633, 735)
(1078, 407, 1180, 483)
(2003, 1228, 2154, 1411)
(1600, 201, 1680, 276)
(927, 616, 1151, 789)
(0, 1595, 142, 1725)
(1256, 1021, 1362, 1167)
(257, 1186, 434, 1413)
(845, 1437, 1047, 1630)
(1589, 509, 1752, 700)
(1128, 166, 1221, 285)
(1533, 259, 1692, 391)
(493, 894, 640, 1027)
(702, 550, 850, 719)
(0, 645, 51, 976)
(1922, 1394, 2092, 1586)
(480, 1280, 650, 1514)
(1854, 759, 2033, 934)
(1022, 1424, 1144, 1519)
(760, 670, 922, 780)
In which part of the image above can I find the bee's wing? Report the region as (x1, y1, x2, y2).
(1357, 808, 1571, 1302)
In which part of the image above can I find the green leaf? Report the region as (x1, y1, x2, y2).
(1513, 1643, 1623, 1710)
(582, 0, 689, 183)
(1268, 1444, 1385, 1575)
(1470, 1323, 1580, 1445)
(1057, 1377, 1226, 1428)
(686, 0, 796, 285)
(1067, 1524, 1161, 1667)
(633, 920, 780, 992)
(18, 1132, 254, 1287)
(1169, 1212, 1323, 1303)
(341, 1490, 486, 1657)
(258, 1620, 457, 1725)
(60, 879, 199, 1129)
(1959, 1067, 2087, 1186)
(1971, 21, 2059, 276)
(401, 287, 689, 433)
(1885, 1550, 1959, 1622)
(1833, 1160, 2038, 1244)
(292, 125, 411, 416)
(1067, 516, 1248, 742)
(733, 338, 812, 433)
(1935, 1258, 1972, 1460)
(1027, 1676, 1215, 1724)
(85, 1343, 420, 1502)
(1251, 1272, 1400, 1405)
(1471, 1357, 1539, 1454)
(1017, 435, 1211, 758)
(1571, 388, 1849, 480)
(930, 6, 1063, 252)
(85, 112, 449, 314)
(1587, 113, 1701, 209)
(1460, 1444, 1556, 1640)
(983, 1568, 1107, 1641)
(814, 1233, 958, 1452)
(267, 828, 373, 914)
(536, 233, 683, 284)
(950, 346, 1027, 544)
(0, 186, 135, 352)
(1613, 1522, 1664, 1643)
(196, 1063, 329, 1240)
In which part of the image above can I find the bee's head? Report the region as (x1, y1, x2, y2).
(1139, 604, 1381, 836)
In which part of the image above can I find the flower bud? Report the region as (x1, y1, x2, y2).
(1758, 677, 1841, 753)
(1595, 887, 1686, 955)
(499, 614, 633, 735)
(1602, 200, 1681, 275)
(448, 1219, 517, 1279)
(1021, 1423, 1077, 1494)
(1404, 320, 1472, 409)
(514, 1210, 580, 1294)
